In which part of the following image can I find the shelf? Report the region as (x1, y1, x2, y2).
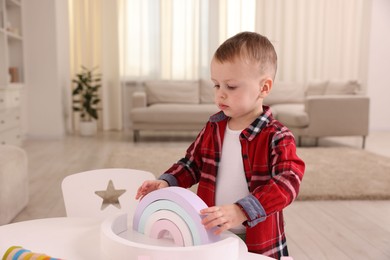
(6, 30, 22, 40)
(4, 0, 22, 39)
(6, 0, 21, 8)
(0, 0, 24, 146)
(0, 83, 23, 90)
(0, 0, 24, 83)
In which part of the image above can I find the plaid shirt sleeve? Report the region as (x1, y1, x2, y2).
(238, 127, 305, 227)
(158, 127, 206, 188)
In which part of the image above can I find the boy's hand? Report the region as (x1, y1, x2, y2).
(200, 204, 247, 235)
(135, 180, 168, 200)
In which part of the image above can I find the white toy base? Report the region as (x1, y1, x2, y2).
(100, 213, 248, 260)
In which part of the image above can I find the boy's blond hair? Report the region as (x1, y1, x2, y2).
(213, 31, 277, 80)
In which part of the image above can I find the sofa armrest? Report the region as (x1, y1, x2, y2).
(305, 95, 369, 137)
(132, 91, 147, 108)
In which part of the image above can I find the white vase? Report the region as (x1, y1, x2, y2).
(79, 121, 97, 136)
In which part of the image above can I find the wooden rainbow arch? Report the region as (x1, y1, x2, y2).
(132, 187, 220, 246)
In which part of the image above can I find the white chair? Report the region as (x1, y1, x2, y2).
(61, 168, 155, 221)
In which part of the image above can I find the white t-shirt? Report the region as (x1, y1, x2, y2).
(215, 125, 249, 234)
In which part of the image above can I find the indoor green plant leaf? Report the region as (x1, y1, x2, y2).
(72, 66, 102, 122)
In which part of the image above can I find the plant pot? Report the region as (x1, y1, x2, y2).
(79, 121, 97, 136)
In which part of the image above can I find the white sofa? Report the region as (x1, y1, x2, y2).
(266, 80, 369, 148)
(130, 80, 369, 148)
(131, 80, 219, 141)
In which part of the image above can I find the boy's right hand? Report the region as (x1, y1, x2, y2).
(135, 180, 169, 200)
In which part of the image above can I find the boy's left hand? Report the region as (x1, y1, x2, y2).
(200, 204, 247, 235)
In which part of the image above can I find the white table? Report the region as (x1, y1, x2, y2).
(0, 218, 271, 260)
(0, 218, 101, 259)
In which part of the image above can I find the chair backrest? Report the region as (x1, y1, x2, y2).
(61, 168, 155, 221)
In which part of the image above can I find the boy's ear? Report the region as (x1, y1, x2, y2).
(259, 78, 273, 98)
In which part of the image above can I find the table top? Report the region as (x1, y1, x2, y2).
(0, 218, 102, 259)
(0, 217, 271, 260)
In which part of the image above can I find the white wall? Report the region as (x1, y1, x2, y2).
(23, 0, 70, 138)
(367, 0, 390, 131)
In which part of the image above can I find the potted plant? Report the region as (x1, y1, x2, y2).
(72, 66, 101, 136)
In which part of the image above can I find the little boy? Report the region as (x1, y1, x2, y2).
(136, 31, 305, 259)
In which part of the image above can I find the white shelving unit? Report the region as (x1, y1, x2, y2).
(0, 0, 24, 146)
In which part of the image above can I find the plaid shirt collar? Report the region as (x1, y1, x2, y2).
(209, 106, 273, 141)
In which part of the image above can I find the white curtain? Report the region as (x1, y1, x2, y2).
(118, 0, 206, 80)
(119, 0, 371, 85)
(254, 0, 371, 84)
(69, 0, 121, 131)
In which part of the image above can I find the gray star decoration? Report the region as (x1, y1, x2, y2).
(94, 180, 126, 210)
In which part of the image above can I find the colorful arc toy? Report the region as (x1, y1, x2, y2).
(132, 187, 220, 246)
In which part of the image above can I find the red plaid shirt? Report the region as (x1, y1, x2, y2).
(160, 106, 305, 259)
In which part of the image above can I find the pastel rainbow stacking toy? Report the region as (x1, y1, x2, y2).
(132, 186, 220, 246)
(2, 246, 61, 260)
(99, 187, 243, 259)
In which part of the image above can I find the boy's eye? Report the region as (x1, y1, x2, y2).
(213, 84, 237, 90)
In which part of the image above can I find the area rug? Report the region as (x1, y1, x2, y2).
(105, 146, 390, 200)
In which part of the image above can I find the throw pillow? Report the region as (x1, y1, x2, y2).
(199, 79, 215, 104)
(304, 80, 328, 96)
(325, 80, 360, 95)
(144, 80, 199, 105)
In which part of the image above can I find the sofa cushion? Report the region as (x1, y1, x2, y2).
(271, 104, 309, 128)
(144, 80, 199, 105)
(131, 104, 219, 124)
(265, 82, 304, 106)
(325, 80, 360, 95)
(200, 79, 215, 104)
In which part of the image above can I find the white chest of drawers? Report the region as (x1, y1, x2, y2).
(0, 87, 23, 146)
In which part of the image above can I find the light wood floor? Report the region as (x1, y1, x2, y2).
(11, 130, 390, 260)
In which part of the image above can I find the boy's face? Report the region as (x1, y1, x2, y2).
(210, 57, 271, 124)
